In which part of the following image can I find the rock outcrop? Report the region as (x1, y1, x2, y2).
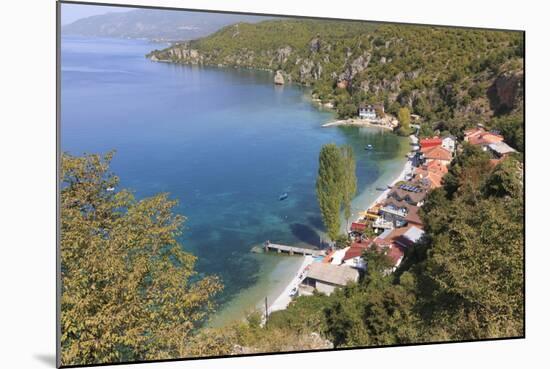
(309, 36, 321, 53)
(338, 51, 371, 86)
(274, 70, 285, 85)
(489, 70, 524, 112)
(297, 59, 322, 84)
(276, 46, 293, 64)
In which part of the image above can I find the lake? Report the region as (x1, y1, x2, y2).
(60, 35, 409, 325)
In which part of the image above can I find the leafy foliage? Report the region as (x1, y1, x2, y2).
(315, 144, 357, 240)
(396, 107, 413, 136)
(265, 147, 523, 347)
(60, 153, 222, 366)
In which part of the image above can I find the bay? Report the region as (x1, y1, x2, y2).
(60, 35, 409, 325)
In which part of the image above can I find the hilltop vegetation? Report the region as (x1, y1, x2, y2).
(148, 19, 524, 149)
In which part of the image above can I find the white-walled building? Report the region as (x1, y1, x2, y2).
(441, 136, 456, 153)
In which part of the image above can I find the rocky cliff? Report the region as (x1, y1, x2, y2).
(147, 19, 524, 128)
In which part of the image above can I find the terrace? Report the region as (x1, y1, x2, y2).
(373, 217, 395, 230)
(380, 205, 408, 217)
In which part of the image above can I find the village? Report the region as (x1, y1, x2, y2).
(264, 104, 518, 314)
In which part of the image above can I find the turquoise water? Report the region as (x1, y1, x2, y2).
(61, 36, 408, 324)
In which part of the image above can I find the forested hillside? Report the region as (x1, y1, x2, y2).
(148, 19, 523, 149)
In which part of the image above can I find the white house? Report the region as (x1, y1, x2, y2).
(358, 104, 376, 120)
(441, 136, 456, 153)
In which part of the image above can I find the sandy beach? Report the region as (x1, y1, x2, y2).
(322, 118, 396, 130)
(267, 255, 315, 314)
(349, 134, 415, 225)
(362, 151, 413, 215)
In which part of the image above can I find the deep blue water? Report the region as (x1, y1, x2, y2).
(61, 36, 407, 313)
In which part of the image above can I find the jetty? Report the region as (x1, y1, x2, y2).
(263, 241, 324, 256)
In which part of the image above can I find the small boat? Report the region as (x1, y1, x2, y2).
(375, 187, 386, 191)
(365, 144, 374, 150)
(106, 187, 115, 192)
(279, 192, 289, 201)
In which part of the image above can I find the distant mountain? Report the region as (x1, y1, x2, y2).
(62, 9, 273, 41)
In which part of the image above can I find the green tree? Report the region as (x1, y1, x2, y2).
(324, 251, 418, 347)
(397, 107, 412, 136)
(316, 144, 357, 240)
(316, 144, 344, 240)
(340, 145, 357, 227)
(484, 156, 523, 198)
(334, 234, 351, 249)
(321, 144, 524, 347)
(60, 152, 222, 366)
(417, 196, 523, 340)
(443, 143, 492, 199)
(411, 147, 524, 340)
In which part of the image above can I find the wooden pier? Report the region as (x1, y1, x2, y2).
(263, 241, 324, 256)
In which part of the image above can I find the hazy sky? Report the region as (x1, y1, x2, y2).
(61, 3, 130, 25)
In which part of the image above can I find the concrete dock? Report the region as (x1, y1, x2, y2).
(263, 241, 324, 257)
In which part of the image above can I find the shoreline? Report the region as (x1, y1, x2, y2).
(266, 255, 315, 314)
(350, 134, 415, 226)
(265, 134, 414, 317)
(322, 117, 397, 131)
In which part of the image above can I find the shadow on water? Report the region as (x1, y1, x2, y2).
(307, 215, 325, 232)
(290, 223, 320, 246)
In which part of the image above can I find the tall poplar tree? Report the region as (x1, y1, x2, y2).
(316, 144, 356, 240)
(340, 145, 357, 227)
(316, 144, 344, 240)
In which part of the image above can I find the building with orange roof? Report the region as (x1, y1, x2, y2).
(419, 136, 442, 150)
(464, 126, 504, 147)
(426, 160, 449, 175)
(464, 127, 485, 141)
(371, 225, 425, 270)
(468, 132, 504, 146)
(413, 166, 444, 189)
(422, 145, 452, 165)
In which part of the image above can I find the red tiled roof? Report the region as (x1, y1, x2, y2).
(426, 160, 449, 175)
(468, 132, 504, 146)
(464, 127, 485, 139)
(420, 137, 442, 149)
(350, 222, 367, 232)
(343, 246, 365, 261)
(423, 145, 452, 161)
(414, 164, 446, 189)
(386, 244, 405, 265)
(404, 207, 423, 225)
(370, 242, 405, 266)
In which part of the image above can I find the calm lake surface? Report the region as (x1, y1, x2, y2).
(61, 36, 409, 325)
